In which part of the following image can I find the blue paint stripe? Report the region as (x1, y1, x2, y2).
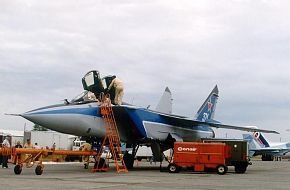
(258, 134, 270, 147)
(124, 108, 149, 137)
(124, 107, 213, 138)
(26, 107, 101, 117)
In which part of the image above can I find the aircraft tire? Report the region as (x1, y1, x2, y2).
(123, 153, 134, 169)
(262, 155, 274, 161)
(35, 165, 43, 175)
(235, 164, 247, 173)
(14, 165, 22, 175)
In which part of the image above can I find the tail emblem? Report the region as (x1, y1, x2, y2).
(253, 132, 265, 147)
(207, 100, 213, 112)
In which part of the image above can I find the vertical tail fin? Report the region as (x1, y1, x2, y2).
(155, 87, 173, 114)
(242, 132, 270, 149)
(252, 132, 270, 148)
(195, 85, 219, 122)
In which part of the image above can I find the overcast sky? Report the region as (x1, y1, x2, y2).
(1, 0, 290, 142)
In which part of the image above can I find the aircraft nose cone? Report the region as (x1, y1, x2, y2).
(19, 102, 105, 137)
(20, 111, 40, 121)
(20, 109, 50, 127)
(20, 104, 66, 131)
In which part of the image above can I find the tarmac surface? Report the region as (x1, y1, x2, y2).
(0, 160, 290, 190)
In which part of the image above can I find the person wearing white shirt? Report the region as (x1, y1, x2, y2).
(107, 76, 124, 105)
(2, 137, 10, 168)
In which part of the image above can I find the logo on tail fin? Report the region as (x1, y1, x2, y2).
(195, 85, 219, 122)
(207, 100, 213, 113)
(253, 132, 270, 148)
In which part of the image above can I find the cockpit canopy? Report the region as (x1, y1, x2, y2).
(82, 70, 104, 94)
(81, 70, 116, 102)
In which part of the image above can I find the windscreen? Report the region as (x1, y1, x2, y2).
(70, 91, 88, 103)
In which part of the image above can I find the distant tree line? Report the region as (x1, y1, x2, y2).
(32, 124, 48, 131)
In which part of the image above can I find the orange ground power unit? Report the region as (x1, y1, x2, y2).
(168, 142, 230, 175)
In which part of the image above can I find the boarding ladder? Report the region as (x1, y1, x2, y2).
(92, 94, 128, 173)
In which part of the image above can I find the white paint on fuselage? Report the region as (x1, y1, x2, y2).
(142, 121, 214, 141)
(23, 102, 107, 138)
(28, 114, 106, 137)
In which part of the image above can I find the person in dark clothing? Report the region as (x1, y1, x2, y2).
(15, 141, 23, 148)
(0, 144, 2, 166)
(14, 141, 23, 164)
(2, 137, 10, 168)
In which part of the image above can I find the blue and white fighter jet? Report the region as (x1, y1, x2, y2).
(243, 131, 290, 161)
(15, 70, 278, 168)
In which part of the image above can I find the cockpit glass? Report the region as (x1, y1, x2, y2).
(101, 78, 107, 89)
(84, 72, 95, 87)
(70, 91, 88, 103)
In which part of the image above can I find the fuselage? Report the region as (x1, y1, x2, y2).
(21, 101, 215, 143)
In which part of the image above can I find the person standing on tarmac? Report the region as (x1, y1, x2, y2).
(79, 142, 92, 169)
(52, 142, 56, 150)
(15, 141, 23, 148)
(2, 137, 10, 168)
(0, 144, 2, 166)
(24, 139, 33, 148)
(23, 139, 33, 161)
(14, 141, 23, 164)
(106, 76, 124, 105)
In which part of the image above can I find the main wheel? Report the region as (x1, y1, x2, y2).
(216, 165, 227, 175)
(14, 165, 22, 175)
(262, 154, 274, 161)
(35, 165, 43, 175)
(123, 152, 134, 170)
(235, 165, 247, 173)
(168, 163, 180, 173)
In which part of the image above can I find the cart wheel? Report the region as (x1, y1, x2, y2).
(168, 163, 180, 173)
(35, 165, 43, 175)
(216, 165, 227, 175)
(14, 165, 22, 175)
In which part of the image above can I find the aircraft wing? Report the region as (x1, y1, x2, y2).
(250, 148, 290, 156)
(204, 122, 279, 134)
(156, 112, 279, 134)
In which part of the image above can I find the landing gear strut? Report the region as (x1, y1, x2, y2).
(123, 144, 138, 169)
